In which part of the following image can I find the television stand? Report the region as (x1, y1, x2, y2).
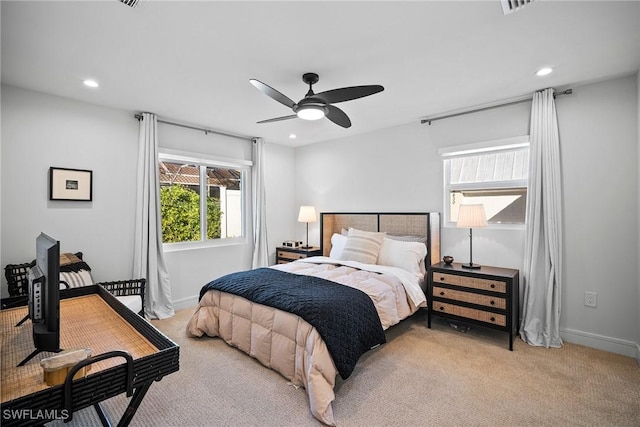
(15, 314, 29, 327)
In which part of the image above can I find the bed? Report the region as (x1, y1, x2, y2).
(186, 212, 440, 425)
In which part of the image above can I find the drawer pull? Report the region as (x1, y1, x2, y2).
(439, 276, 445, 281)
(490, 317, 496, 322)
(439, 306, 444, 311)
(490, 300, 495, 305)
(439, 291, 445, 296)
(490, 283, 496, 288)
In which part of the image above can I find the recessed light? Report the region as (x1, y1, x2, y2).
(289, 134, 297, 139)
(83, 79, 99, 88)
(535, 67, 553, 77)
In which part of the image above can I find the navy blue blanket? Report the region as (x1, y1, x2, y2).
(199, 267, 386, 379)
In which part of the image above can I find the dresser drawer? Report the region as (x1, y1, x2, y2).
(277, 250, 307, 261)
(432, 272, 507, 293)
(432, 286, 506, 310)
(433, 301, 506, 327)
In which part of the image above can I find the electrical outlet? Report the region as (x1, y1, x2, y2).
(584, 291, 597, 307)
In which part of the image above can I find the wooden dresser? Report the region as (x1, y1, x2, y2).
(275, 246, 321, 264)
(427, 262, 519, 350)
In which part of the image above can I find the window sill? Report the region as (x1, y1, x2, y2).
(162, 237, 248, 253)
(444, 222, 525, 231)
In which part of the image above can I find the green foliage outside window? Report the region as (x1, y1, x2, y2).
(160, 185, 222, 243)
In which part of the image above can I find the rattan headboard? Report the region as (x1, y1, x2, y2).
(320, 212, 441, 266)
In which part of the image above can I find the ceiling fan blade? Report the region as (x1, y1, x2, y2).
(312, 85, 384, 104)
(326, 105, 351, 128)
(257, 114, 298, 124)
(250, 79, 296, 109)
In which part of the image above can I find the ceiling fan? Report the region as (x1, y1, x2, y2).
(250, 73, 384, 128)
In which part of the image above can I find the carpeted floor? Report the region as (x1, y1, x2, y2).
(52, 307, 640, 426)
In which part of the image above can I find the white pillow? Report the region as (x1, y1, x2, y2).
(116, 295, 143, 314)
(377, 237, 428, 276)
(329, 233, 347, 259)
(339, 228, 386, 265)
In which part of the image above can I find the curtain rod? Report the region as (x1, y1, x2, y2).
(420, 89, 572, 125)
(134, 113, 255, 142)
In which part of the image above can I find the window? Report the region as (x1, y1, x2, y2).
(158, 150, 250, 247)
(441, 136, 529, 227)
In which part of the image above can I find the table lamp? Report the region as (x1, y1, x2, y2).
(456, 204, 487, 269)
(298, 206, 317, 249)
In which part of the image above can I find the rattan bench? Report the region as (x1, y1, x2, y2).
(4, 259, 35, 297)
(4, 253, 146, 317)
(96, 279, 146, 316)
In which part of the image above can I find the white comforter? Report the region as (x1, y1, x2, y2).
(186, 258, 426, 425)
(273, 257, 426, 329)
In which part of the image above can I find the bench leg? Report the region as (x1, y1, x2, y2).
(117, 381, 153, 427)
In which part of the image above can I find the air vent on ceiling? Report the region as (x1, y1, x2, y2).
(118, 0, 140, 8)
(501, 0, 535, 15)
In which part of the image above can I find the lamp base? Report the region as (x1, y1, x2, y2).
(461, 263, 481, 269)
(300, 245, 313, 249)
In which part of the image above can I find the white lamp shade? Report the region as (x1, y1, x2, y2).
(457, 204, 487, 228)
(298, 206, 317, 223)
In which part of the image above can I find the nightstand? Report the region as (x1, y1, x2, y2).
(275, 246, 322, 264)
(427, 262, 520, 350)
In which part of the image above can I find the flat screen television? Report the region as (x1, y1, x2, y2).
(18, 232, 61, 366)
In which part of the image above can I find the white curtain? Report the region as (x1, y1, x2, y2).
(520, 88, 563, 348)
(133, 113, 175, 319)
(251, 137, 269, 268)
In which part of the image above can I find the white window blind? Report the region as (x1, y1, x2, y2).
(449, 148, 529, 184)
(441, 136, 530, 227)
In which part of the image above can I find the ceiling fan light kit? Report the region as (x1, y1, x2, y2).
(296, 105, 326, 120)
(250, 72, 384, 128)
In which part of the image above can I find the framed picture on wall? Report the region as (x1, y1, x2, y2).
(49, 167, 93, 201)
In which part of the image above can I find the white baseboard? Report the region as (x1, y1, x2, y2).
(561, 327, 639, 359)
(171, 295, 199, 311)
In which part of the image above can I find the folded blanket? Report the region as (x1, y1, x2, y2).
(60, 258, 91, 273)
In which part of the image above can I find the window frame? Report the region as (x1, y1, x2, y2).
(158, 148, 252, 252)
(440, 136, 530, 230)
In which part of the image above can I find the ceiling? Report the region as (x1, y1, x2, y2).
(2, 1, 639, 147)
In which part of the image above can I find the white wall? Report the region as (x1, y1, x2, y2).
(637, 69, 640, 364)
(0, 85, 297, 308)
(558, 75, 638, 356)
(295, 75, 639, 357)
(1, 85, 139, 291)
(295, 97, 530, 268)
(264, 141, 296, 263)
